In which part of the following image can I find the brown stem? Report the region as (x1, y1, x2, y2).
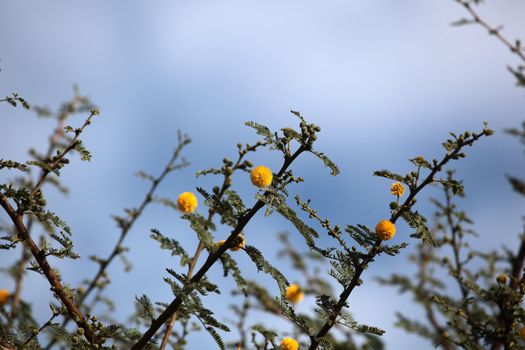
(132, 146, 306, 349)
(0, 195, 96, 345)
(510, 235, 525, 290)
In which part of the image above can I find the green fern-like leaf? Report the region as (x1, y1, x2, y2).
(310, 149, 340, 176)
(245, 121, 272, 138)
(373, 170, 406, 183)
(244, 245, 289, 295)
(150, 229, 190, 266)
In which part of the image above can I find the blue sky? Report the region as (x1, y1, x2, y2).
(1, 0, 525, 348)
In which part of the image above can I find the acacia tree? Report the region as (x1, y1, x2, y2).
(0, 1, 522, 350)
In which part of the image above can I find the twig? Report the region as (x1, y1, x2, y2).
(454, 0, 525, 62)
(19, 311, 59, 349)
(418, 248, 454, 350)
(31, 109, 98, 196)
(444, 186, 469, 300)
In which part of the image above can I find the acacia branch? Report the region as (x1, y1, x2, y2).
(308, 130, 490, 350)
(0, 195, 97, 345)
(158, 142, 258, 349)
(45, 132, 191, 349)
(1, 108, 101, 345)
(131, 145, 306, 349)
(10, 108, 74, 323)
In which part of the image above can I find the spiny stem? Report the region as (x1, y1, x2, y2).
(0, 195, 97, 345)
(308, 130, 490, 349)
(132, 146, 306, 349)
(45, 132, 190, 350)
(158, 141, 266, 349)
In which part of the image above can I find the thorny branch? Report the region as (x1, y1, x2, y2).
(132, 145, 307, 349)
(45, 131, 191, 349)
(307, 129, 491, 350)
(10, 99, 82, 323)
(0, 108, 102, 345)
(158, 141, 266, 350)
(0, 194, 97, 345)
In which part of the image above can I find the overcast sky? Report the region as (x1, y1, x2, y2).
(1, 1, 525, 349)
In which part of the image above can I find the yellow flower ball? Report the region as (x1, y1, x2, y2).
(230, 234, 246, 251)
(250, 165, 273, 188)
(286, 284, 304, 304)
(497, 273, 508, 285)
(390, 182, 405, 197)
(217, 235, 245, 252)
(280, 337, 299, 350)
(375, 220, 396, 240)
(0, 289, 10, 306)
(177, 192, 198, 213)
(520, 327, 525, 341)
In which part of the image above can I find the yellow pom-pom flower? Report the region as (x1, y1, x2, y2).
(390, 182, 405, 197)
(520, 327, 525, 341)
(230, 234, 246, 251)
(177, 192, 198, 213)
(250, 165, 273, 188)
(496, 273, 508, 285)
(217, 235, 245, 252)
(286, 284, 304, 304)
(280, 337, 299, 350)
(375, 220, 396, 240)
(0, 289, 10, 306)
